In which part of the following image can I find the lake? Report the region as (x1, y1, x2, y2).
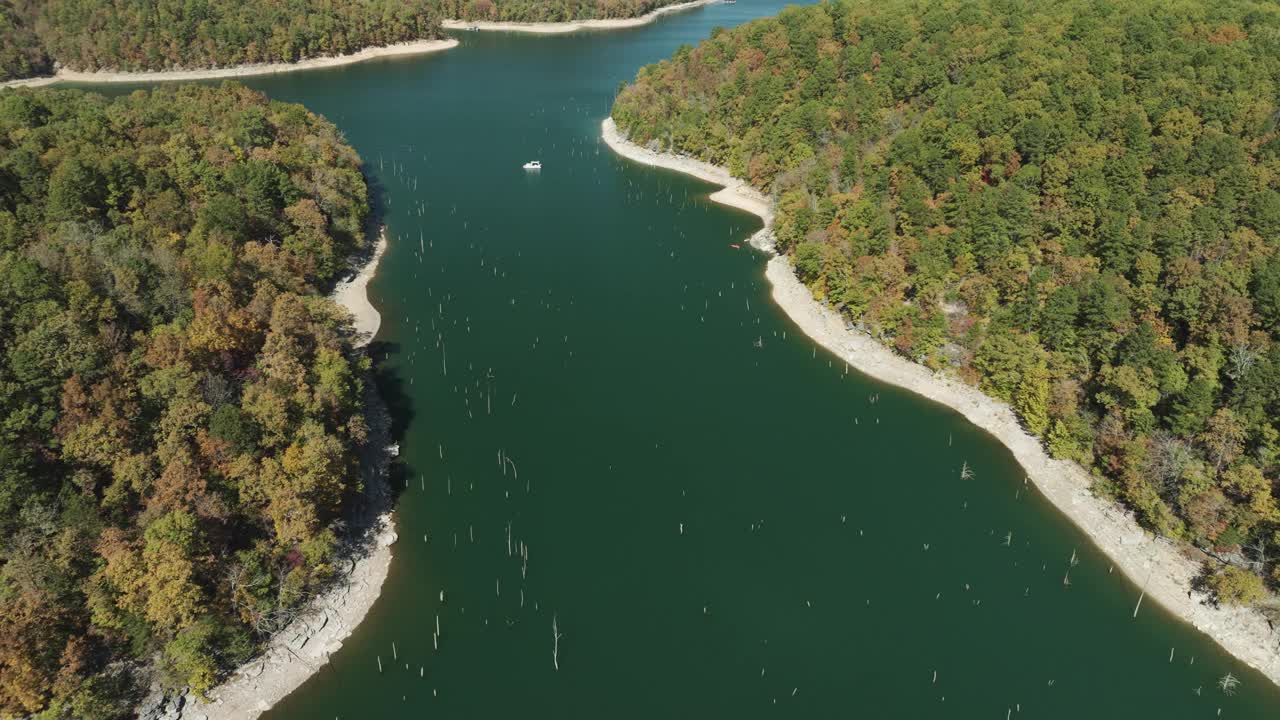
(90, 1, 1280, 716)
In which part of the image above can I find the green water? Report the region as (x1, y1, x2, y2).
(89, 3, 1280, 716)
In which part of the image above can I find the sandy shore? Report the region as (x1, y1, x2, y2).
(442, 0, 715, 34)
(150, 230, 397, 720)
(601, 117, 1280, 686)
(332, 228, 389, 348)
(0, 38, 457, 89)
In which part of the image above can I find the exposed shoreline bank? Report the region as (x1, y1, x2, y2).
(333, 228, 389, 347)
(0, 38, 457, 89)
(600, 117, 1280, 687)
(157, 230, 397, 720)
(442, 0, 715, 34)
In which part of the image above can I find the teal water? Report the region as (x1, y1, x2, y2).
(88, 3, 1280, 717)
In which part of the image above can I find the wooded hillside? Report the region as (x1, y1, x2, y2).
(0, 84, 371, 718)
(26, 0, 440, 76)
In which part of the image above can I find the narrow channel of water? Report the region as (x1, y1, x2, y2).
(83, 2, 1280, 716)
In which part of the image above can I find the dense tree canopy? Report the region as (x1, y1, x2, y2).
(0, 1, 48, 80)
(615, 0, 1280, 597)
(0, 0, 691, 81)
(21, 0, 441, 78)
(0, 84, 372, 717)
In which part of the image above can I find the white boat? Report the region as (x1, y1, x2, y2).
(523, 160, 542, 170)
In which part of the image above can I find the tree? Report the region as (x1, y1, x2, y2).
(1015, 360, 1050, 436)
(1208, 565, 1266, 606)
(1222, 464, 1278, 524)
(162, 622, 219, 697)
(141, 511, 204, 631)
(1200, 408, 1246, 474)
(973, 330, 1037, 403)
(1252, 253, 1280, 338)
(794, 242, 823, 282)
(45, 157, 101, 223)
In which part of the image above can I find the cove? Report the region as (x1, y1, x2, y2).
(78, 2, 1280, 716)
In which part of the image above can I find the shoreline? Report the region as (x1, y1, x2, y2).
(0, 38, 457, 89)
(158, 229, 396, 720)
(333, 227, 389, 347)
(600, 117, 1280, 686)
(442, 0, 716, 34)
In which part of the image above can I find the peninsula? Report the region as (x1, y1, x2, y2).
(0, 84, 381, 718)
(0, 0, 699, 85)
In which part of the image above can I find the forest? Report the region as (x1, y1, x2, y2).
(0, 1, 49, 81)
(0, 0, 690, 82)
(614, 0, 1280, 604)
(0, 84, 372, 718)
(0, 0, 440, 80)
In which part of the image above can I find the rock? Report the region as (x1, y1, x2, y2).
(135, 688, 167, 720)
(138, 692, 186, 720)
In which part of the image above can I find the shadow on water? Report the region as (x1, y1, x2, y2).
(383, 457, 409, 508)
(366, 173, 390, 219)
(368, 340, 415, 443)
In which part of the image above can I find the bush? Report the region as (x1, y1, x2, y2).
(1209, 565, 1266, 607)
